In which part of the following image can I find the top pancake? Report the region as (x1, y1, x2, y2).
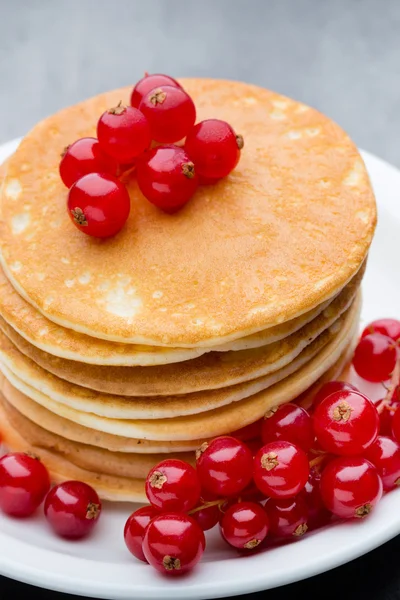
(0, 79, 376, 346)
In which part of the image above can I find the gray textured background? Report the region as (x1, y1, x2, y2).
(0, 0, 399, 166)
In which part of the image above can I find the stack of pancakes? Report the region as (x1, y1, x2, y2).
(0, 80, 376, 501)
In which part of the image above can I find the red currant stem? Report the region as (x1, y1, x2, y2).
(309, 454, 327, 469)
(377, 359, 400, 414)
(188, 499, 224, 515)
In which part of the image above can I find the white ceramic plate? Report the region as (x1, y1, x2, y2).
(0, 139, 399, 600)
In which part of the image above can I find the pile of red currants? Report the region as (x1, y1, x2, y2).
(0, 318, 399, 575)
(123, 317, 400, 575)
(59, 73, 244, 237)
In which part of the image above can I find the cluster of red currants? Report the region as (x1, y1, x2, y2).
(59, 73, 244, 238)
(0, 456, 101, 540)
(123, 317, 400, 576)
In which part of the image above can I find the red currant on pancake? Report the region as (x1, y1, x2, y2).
(353, 333, 397, 382)
(320, 456, 382, 519)
(0, 452, 50, 517)
(312, 381, 359, 409)
(59, 137, 118, 188)
(124, 505, 158, 562)
(139, 85, 196, 143)
(97, 103, 151, 163)
(143, 513, 205, 575)
(44, 480, 101, 539)
(196, 436, 253, 497)
(253, 441, 309, 499)
(137, 145, 199, 212)
(130, 73, 181, 108)
(262, 403, 314, 452)
(67, 173, 130, 238)
(364, 436, 400, 491)
(362, 318, 400, 342)
(184, 119, 243, 179)
(145, 459, 201, 513)
(220, 501, 269, 550)
(265, 496, 309, 538)
(313, 390, 379, 455)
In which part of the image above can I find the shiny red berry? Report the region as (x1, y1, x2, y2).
(124, 505, 158, 562)
(362, 318, 400, 342)
(392, 406, 400, 443)
(130, 73, 181, 108)
(67, 173, 130, 238)
(44, 480, 101, 539)
(377, 397, 399, 435)
(143, 513, 205, 575)
(231, 419, 263, 442)
(59, 137, 118, 188)
(253, 441, 309, 499)
(139, 85, 196, 143)
(299, 468, 331, 530)
(313, 390, 379, 455)
(196, 436, 253, 498)
(364, 436, 400, 491)
(137, 145, 199, 212)
(265, 496, 309, 538)
(0, 453, 50, 517)
(97, 103, 151, 163)
(320, 456, 382, 519)
(145, 459, 201, 513)
(184, 119, 243, 179)
(262, 403, 314, 452)
(312, 381, 359, 409)
(353, 333, 397, 382)
(220, 502, 269, 550)
(191, 501, 220, 532)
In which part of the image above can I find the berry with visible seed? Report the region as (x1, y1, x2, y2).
(253, 441, 309, 499)
(185, 119, 243, 179)
(220, 501, 269, 550)
(145, 459, 201, 513)
(0, 452, 50, 517)
(353, 333, 397, 382)
(196, 436, 253, 498)
(139, 85, 196, 143)
(137, 145, 199, 212)
(44, 480, 101, 539)
(124, 505, 158, 562)
(97, 103, 151, 163)
(131, 73, 181, 108)
(320, 456, 382, 519)
(364, 436, 400, 491)
(67, 173, 130, 238)
(313, 389, 379, 455)
(265, 496, 309, 538)
(262, 403, 314, 452)
(59, 137, 118, 188)
(143, 513, 205, 575)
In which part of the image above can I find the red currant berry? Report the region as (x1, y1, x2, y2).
(362, 318, 400, 342)
(320, 456, 382, 519)
(265, 496, 309, 538)
(191, 501, 220, 532)
(137, 145, 198, 212)
(377, 397, 399, 435)
(143, 513, 205, 575)
(392, 406, 400, 443)
(313, 390, 379, 455)
(130, 73, 181, 108)
(196, 436, 253, 498)
(353, 333, 397, 382)
(299, 468, 331, 530)
(97, 103, 151, 163)
(253, 441, 309, 499)
(124, 505, 158, 562)
(231, 419, 263, 442)
(67, 173, 130, 238)
(139, 86, 196, 143)
(312, 381, 359, 409)
(59, 137, 118, 188)
(262, 403, 314, 452)
(145, 459, 201, 513)
(185, 119, 243, 179)
(364, 436, 400, 491)
(220, 502, 269, 550)
(44, 480, 101, 539)
(0, 452, 50, 517)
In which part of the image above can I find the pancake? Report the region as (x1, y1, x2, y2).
(0, 79, 376, 347)
(0, 273, 362, 398)
(0, 298, 361, 441)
